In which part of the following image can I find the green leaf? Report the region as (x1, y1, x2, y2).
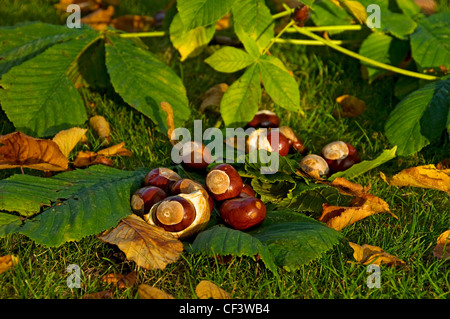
(177, 0, 235, 30)
(232, 0, 274, 54)
(410, 12, 450, 70)
(0, 22, 84, 77)
(205, 47, 255, 73)
(0, 30, 98, 137)
(310, 1, 354, 34)
(251, 216, 342, 271)
(258, 55, 301, 112)
(385, 78, 450, 156)
(329, 146, 397, 181)
(0, 213, 22, 238)
(190, 225, 278, 273)
(169, 13, 216, 62)
(105, 34, 190, 132)
(220, 63, 261, 126)
(190, 209, 342, 272)
(395, 0, 422, 19)
(359, 33, 410, 83)
(0, 166, 147, 247)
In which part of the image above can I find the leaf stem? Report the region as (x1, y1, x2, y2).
(272, 7, 295, 20)
(285, 25, 364, 32)
(119, 31, 166, 38)
(274, 38, 359, 46)
(262, 19, 296, 55)
(291, 24, 440, 81)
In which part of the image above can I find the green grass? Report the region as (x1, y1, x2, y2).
(0, 0, 449, 299)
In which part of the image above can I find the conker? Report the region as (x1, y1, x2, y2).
(131, 186, 167, 216)
(180, 141, 212, 170)
(266, 130, 290, 157)
(246, 110, 280, 128)
(292, 4, 310, 26)
(152, 196, 196, 232)
(247, 128, 289, 156)
(205, 164, 243, 201)
(299, 154, 330, 177)
(220, 197, 266, 230)
(321, 141, 360, 173)
(170, 178, 214, 211)
(239, 183, 256, 198)
(279, 126, 307, 154)
(143, 167, 181, 193)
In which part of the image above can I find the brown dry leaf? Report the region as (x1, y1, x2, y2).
(54, 0, 100, 12)
(414, 0, 436, 14)
(436, 159, 450, 171)
(82, 290, 113, 299)
(195, 280, 232, 299)
(160, 101, 176, 145)
(330, 177, 371, 196)
(80, 5, 114, 30)
(98, 215, 184, 270)
(97, 142, 133, 157)
(349, 242, 405, 266)
(89, 115, 111, 144)
(138, 284, 175, 299)
(110, 15, 155, 32)
(101, 271, 137, 288)
(0, 132, 69, 171)
(199, 83, 229, 113)
(333, 94, 366, 118)
(381, 164, 450, 193)
(318, 193, 392, 231)
(73, 151, 113, 168)
(52, 127, 88, 158)
(0, 255, 19, 274)
(432, 230, 450, 261)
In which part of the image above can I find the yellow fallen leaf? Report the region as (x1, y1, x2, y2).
(0, 132, 69, 171)
(333, 94, 366, 118)
(97, 142, 133, 157)
(432, 230, 450, 261)
(318, 193, 392, 231)
(138, 284, 175, 299)
(330, 177, 371, 196)
(195, 280, 232, 299)
(381, 164, 450, 193)
(52, 127, 88, 157)
(80, 5, 114, 30)
(215, 13, 230, 30)
(98, 215, 184, 270)
(73, 151, 113, 168)
(349, 242, 405, 266)
(0, 255, 19, 274)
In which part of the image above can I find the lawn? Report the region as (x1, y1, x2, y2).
(0, 0, 449, 300)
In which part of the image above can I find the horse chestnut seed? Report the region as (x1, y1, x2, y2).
(220, 197, 266, 230)
(246, 110, 280, 128)
(321, 141, 361, 173)
(205, 164, 243, 201)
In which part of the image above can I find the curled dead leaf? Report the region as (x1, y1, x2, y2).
(381, 164, 450, 193)
(138, 284, 175, 299)
(52, 127, 88, 158)
(80, 6, 115, 30)
(318, 193, 392, 231)
(199, 83, 229, 113)
(160, 101, 176, 145)
(89, 115, 111, 144)
(333, 94, 366, 118)
(98, 215, 184, 270)
(432, 230, 450, 261)
(0, 255, 19, 274)
(330, 177, 371, 196)
(195, 280, 232, 299)
(73, 151, 113, 168)
(101, 271, 136, 288)
(349, 242, 405, 267)
(0, 132, 69, 171)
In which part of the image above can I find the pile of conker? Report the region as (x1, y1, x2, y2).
(245, 109, 361, 177)
(131, 164, 266, 240)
